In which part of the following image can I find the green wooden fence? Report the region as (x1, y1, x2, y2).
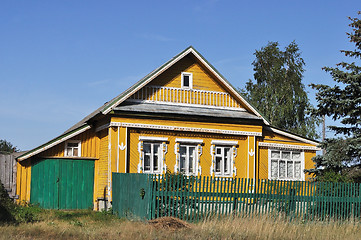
(112, 173, 361, 222)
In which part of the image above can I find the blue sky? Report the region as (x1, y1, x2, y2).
(0, 1, 359, 151)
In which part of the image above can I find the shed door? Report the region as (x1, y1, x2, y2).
(30, 159, 94, 209)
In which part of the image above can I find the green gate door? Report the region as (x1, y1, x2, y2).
(112, 173, 152, 219)
(30, 159, 94, 209)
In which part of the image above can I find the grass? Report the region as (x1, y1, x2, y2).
(1, 208, 361, 240)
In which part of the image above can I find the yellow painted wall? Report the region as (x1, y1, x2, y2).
(16, 159, 31, 203)
(129, 56, 244, 109)
(112, 116, 262, 135)
(127, 128, 249, 178)
(257, 130, 317, 180)
(39, 129, 100, 158)
(152, 56, 226, 92)
(95, 129, 109, 201)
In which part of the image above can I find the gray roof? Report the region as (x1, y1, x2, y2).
(114, 101, 262, 121)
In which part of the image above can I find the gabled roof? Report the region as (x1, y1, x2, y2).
(18, 46, 317, 161)
(101, 46, 270, 124)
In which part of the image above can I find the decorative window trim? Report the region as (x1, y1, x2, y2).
(211, 140, 238, 146)
(210, 141, 237, 177)
(139, 136, 168, 142)
(64, 140, 81, 157)
(268, 149, 305, 181)
(181, 72, 193, 89)
(174, 141, 202, 176)
(175, 138, 203, 144)
(138, 139, 167, 174)
(258, 142, 320, 151)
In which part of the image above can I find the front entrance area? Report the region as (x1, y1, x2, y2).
(30, 158, 94, 209)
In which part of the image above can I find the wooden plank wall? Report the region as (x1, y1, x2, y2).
(0, 154, 17, 198)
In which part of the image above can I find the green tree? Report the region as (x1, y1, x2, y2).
(0, 139, 18, 154)
(309, 12, 361, 182)
(241, 41, 319, 139)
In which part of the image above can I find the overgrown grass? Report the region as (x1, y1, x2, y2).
(2, 209, 361, 240)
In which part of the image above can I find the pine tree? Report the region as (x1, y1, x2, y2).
(241, 41, 319, 139)
(0, 139, 18, 154)
(309, 12, 361, 181)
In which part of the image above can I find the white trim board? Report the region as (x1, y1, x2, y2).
(110, 122, 262, 137)
(267, 127, 319, 146)
(258, 142, 321, 151)
(126, 99, 246, 112)
(101, 47, 270, 125)
(139, 136, 168, 142)
(211, 140, 238, 146)
(102, 48, 194, 115)
(18, 125, 91, 161)
(175, 138, 203, 144)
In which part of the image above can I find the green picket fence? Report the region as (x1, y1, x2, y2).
(112, 173, 361, 222)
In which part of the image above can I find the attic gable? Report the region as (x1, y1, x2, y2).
(103, 46, 269, 124)
(127, 55, 245, 110)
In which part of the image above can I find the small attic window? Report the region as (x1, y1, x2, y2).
(65, 140, 81, 157)
(181, 72, 193, 89)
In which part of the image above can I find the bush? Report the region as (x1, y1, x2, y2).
(0, 181, 16, 223)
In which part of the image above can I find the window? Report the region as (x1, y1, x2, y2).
(179, 145, 196, 175)
(269, 150, 303, 180)
(214, 146, 232, 176)
(65, 140, 81, 157)
(138, 136, 168, 174)
(181, 72, 193, 89)
(174, 138, 202, 176)
(143, 142, 162, 173)
(210, 140, 237, 177)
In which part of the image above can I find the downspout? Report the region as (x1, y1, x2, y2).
(247, 137, 249, 179)
(125, 127, 128, 173)
(107, 127, 112, 206)
(117, 127, 119, 173)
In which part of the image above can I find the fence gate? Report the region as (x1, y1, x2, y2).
(112, 173, 152, 220)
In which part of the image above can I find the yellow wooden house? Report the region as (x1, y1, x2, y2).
(16, 46, 320, 210)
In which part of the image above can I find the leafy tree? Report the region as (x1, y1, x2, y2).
(309, 12, 361, 181)
(241, 41, 319, 139)
(0, 139, 18, 154)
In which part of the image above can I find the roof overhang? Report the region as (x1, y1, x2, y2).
(17, 124, 91, 161)
(101, 46, 270, 125)
(266, 126, 320, 146)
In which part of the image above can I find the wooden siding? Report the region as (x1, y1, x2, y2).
(16, 159, 31, 203)
(95, 130, 109, 201)
(111, 116, 262, 135)
(0, 154, 17, 198)
(257, 129, 317, 181)
(129, 56, 244, 109)
(127, 128, 249, 178)
(151, 56, 225, 92)
(39, 128, 100, 158)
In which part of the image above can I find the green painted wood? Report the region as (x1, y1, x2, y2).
(112, 173, 152, 220)
(113, 174, 361, 222)
(31, 159, 94, 210)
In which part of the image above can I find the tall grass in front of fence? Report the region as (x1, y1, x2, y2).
(150, 174, 361, 222)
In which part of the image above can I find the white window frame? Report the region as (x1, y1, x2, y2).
(179, 144, 197, 176)
(142, 142, 162, 174)
(64, 140, 81, 157)
(138, 136, 168, 174)
(214, 146, 232, 177)
(210, 140, 238, 177)
(181, 72, 193, 89)
(268, 149, 305, 181)
(174, 138, 202, 176)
